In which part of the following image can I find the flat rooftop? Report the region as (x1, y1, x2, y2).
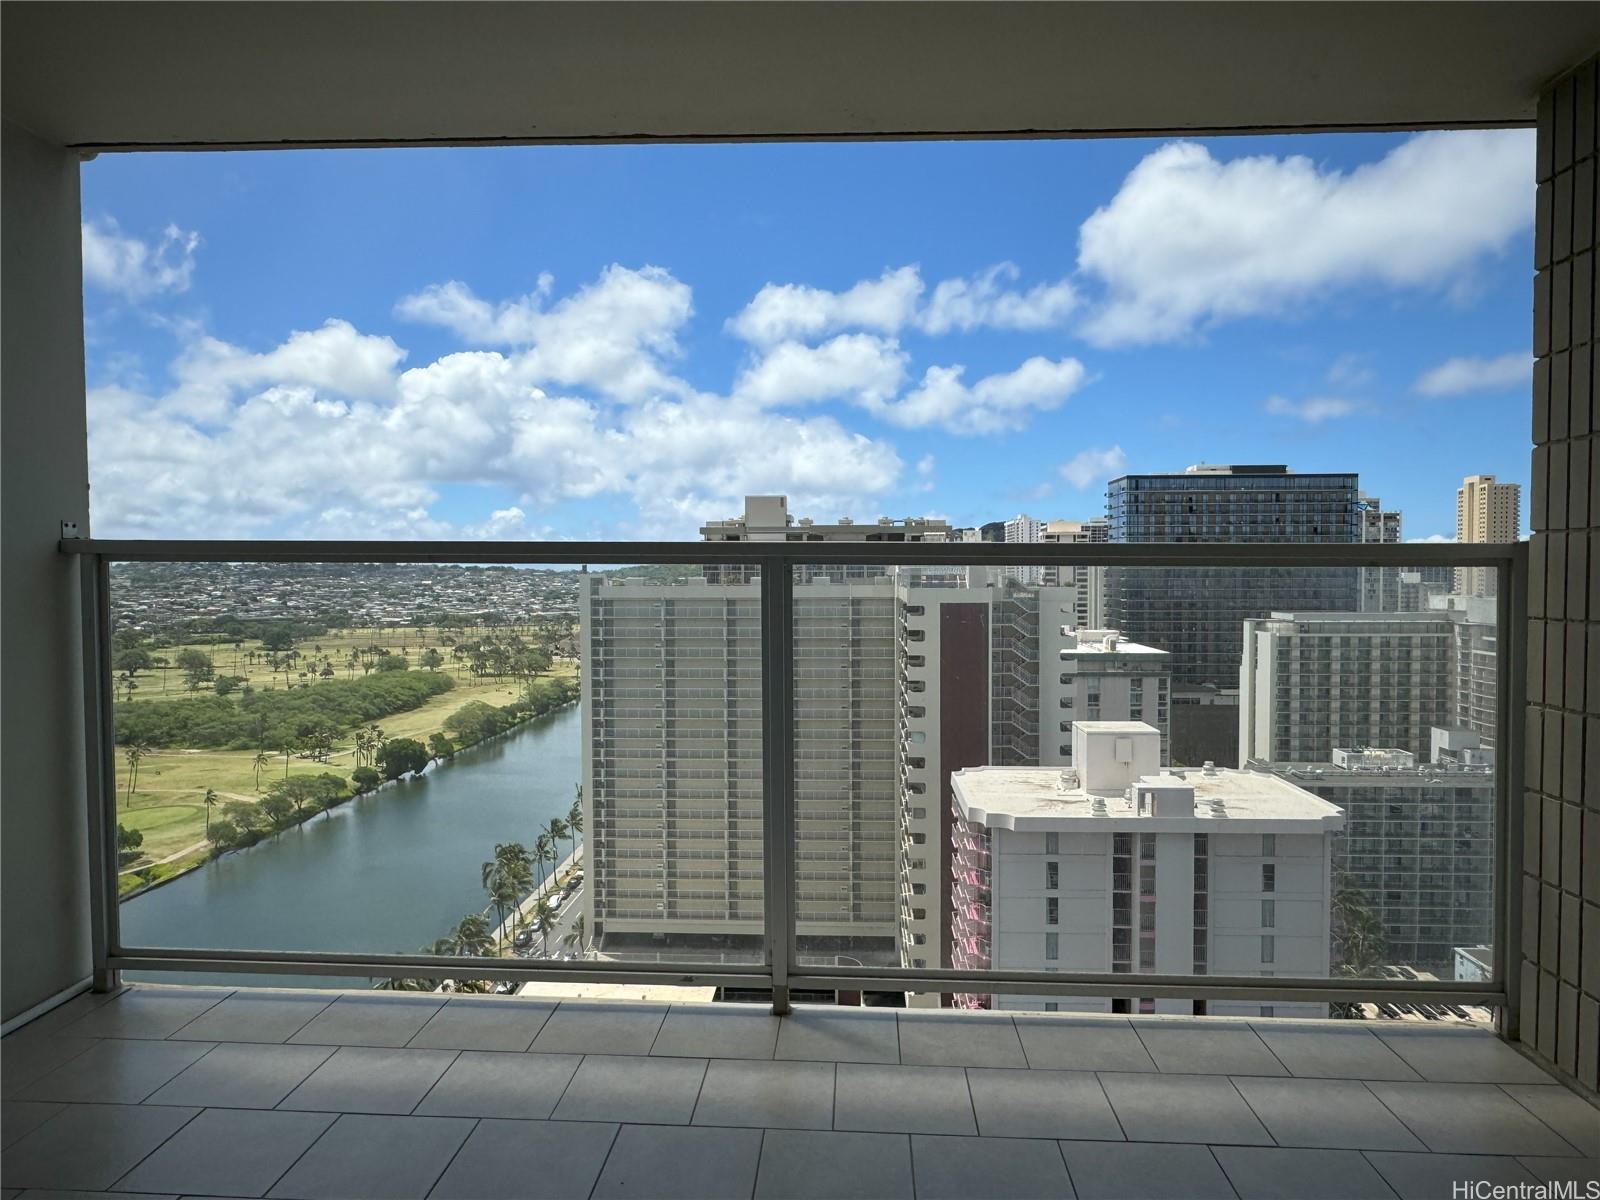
(952, 763, 1346, 832)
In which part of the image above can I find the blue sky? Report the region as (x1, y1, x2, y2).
(80, 130, 1534, 541)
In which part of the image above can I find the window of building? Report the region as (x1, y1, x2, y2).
(1261, 934, 1276, 963)
(1262, 834, 1276, 856)
(1044, 933, 1059, 960)
(1044, 1002, 1059, 1012)
(1045, 860, 1059, 890)
(1045, 832, 1059, 854)
(1261, 899, 1275, 927)
(1262, 863, 1276, 892)
(1046, 897, 1059, 925)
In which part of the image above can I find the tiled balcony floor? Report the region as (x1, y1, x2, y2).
(2, 984, 1595, 1199)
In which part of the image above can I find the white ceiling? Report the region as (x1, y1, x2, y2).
(3, 2, 1597, 150)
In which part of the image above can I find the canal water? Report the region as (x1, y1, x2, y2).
(120, 704, 581, 988)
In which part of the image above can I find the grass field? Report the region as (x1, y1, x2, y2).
(114, 624, 575, 891)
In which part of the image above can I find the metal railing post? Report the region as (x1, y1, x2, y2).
(760, 557, 796, 1015)
(78, 554, 121, 992)
(1495, 544, 1528, 1040)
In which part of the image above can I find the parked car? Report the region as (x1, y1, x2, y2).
(512, 929, 533, 949)
(547, 894, 563, 912)
(493, 980, 518, 995)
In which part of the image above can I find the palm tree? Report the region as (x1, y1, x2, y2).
(563, 914, 588, 959)
(280, 740, 295, 780)
(122, 742, 150, 807)
(453, 913, 495, 958)
(252, 750, 271, 791)
(547, 817, 570, 875)
(481, 855, 523, 953)
(533, 832, 553, 888)
(202, 787, 218, 835)
(531, 896, 556, 957)
(567, 787, 583, 865)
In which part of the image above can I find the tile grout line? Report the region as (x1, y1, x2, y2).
(1220, 1075, 1276, 1147)
(643, 1004, 673, 1056)
(406, 1049, 464, 1116)
(133, 1039, 224, 1104)
(1358, 1078, 1437, 1153)
(1204, 1143, 1244, 1200)
(102, 1100, 207, 1193)
(1053, 1139, 1078, 1198)
(544, 1051, 587, 1119)
(263, 1107, 346, 1196)
(1354, 1149, 1406, 1200)
(1089, 1071, 1130, 1143)
(1493, 1081, 1597, 1157)
(420, 1114, 481, 1199)
(961, 1066, 981, 1137)
(586, 1120, 626, 1200)
(1240, 1022, 1292, 1077)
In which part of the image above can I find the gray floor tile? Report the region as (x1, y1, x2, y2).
(776, 1007, 900, 1064)
(286, 994, 444, 1048)
(911, 1134, 1074, 1200)
(0, 1036, 99, 1096)
(406, 996, 556, 1052)
(551, 1054, 707, 1125)
(1133, 1020, 1287, 1076)
(1367, 1081, 1585, 1157)
(1212, 1146, 1395, 1199)
(755, 1130, 913, 1200)
(429, 1118, 619, 1200)
(277, 1046, 458, 1115)
(25, 1039, 213, 1104)
(1500, 1084, 1600, 1155)
(527, 1002, 666, 1056)
(1366, 1151, 1541, 1199)
(1374, 1028, 1556, 1084)
(5, 990, 122, 1040)
(9, 1192, 176, 1200)
(692, 1059, 834, 1130)
(57, 989, 230, 1041)
(1, 1102, 199, 1191)
(168, 991, 333, 1044)
(144, 1042, 335, 1109)
(1013, 1015, 1156, 1073)
(1519, 1158, 1600, 1186)
(1096, 1072, 1271, 1145)
(590, 1123, 762, 1200)
(832, 1064, 976, 1136)
(266, 1113, 473, 1200)
(966, 1067, 1122, 1141)
(413, 1050, 581, 1119)
(1231, 1076, 1426, 1151)
(117, 1108, 337, 1198)
(1, 1100, 64, 1148)
(896, 1011, 1027, 1068)
(1058, 1140, 1236, 1200)
(1249, 1022, 1422, 1081)
(650, 1006, 780, 1060)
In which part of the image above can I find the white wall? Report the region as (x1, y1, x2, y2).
(1, 119, 92, 1021)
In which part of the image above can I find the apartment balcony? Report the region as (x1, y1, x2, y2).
(7, 984, 1593, 1197)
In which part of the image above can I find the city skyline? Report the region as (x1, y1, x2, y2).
(80, 130, 1534, 543)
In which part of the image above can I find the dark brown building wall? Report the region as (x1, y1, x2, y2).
(939, 604, 990, 977)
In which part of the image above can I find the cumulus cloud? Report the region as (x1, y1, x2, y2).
(1263, 394, 1361, 423)
(733, 334, 908, 408)
(727, 264, 1077, 344)
(877, 356, 1088, 435)
(1076, 130, 1534, 347)
(397, 265, 694, 401)
(82, 219, 200, 300)
(1413, 351, 1532, 396)
(1059, 445, 1128, 489)
(1407, 533, 1454, 544)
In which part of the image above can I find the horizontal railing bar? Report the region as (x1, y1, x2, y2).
(788, 972, 1505, 1006)
(114, 945, 765, 981)
(110, 954, 765, 989)
(61, 538, 1517, 568)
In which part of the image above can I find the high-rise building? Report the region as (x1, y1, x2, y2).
(1356, 493, 1403, 612)
(1042, 517, 1108, 627)
(949, 722, 1344, 1017)
(1262, 747, 1494, 969)
(1455, 474, 1520, 596)
(1239, 599, 1498, 766)
(1103, 464, 1361, 688)
(1002, 513, 1046, 585)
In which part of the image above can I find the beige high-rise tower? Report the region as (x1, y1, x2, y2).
(1454, 475, 1520, 596)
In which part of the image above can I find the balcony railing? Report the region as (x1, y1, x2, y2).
(62, 535, 1524, 1019)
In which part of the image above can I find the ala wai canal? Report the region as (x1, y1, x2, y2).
(120, 704, 581, 988)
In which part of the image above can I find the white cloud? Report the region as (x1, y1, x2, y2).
(727, 264, 1078, 344)
(1263, 394, 1361, 423)
(1076, 130, 1534, 347)
(1059, 445, 1128, 489)
(913, 454, 936, 492)
(918, 263, 1078, 335)
(1413, 351, 1532, 396)
(1406, 533, 1454, 544)
(726, 267, 923, 345)
(878, 356, 1087, 435)
(1326, 353, 1375, 390)
(82, 219, 200, 300)
(733, 334, 908, 408)
(397, 265, 694, 401)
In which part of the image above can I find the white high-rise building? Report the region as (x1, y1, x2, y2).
(1042, 518, 1108, 628)
(1455, 474, 1520, 596)
(949, 722, 1344, 1017)
(1356, 493, 1404, 612)
(1003, 513, 1045, 584)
